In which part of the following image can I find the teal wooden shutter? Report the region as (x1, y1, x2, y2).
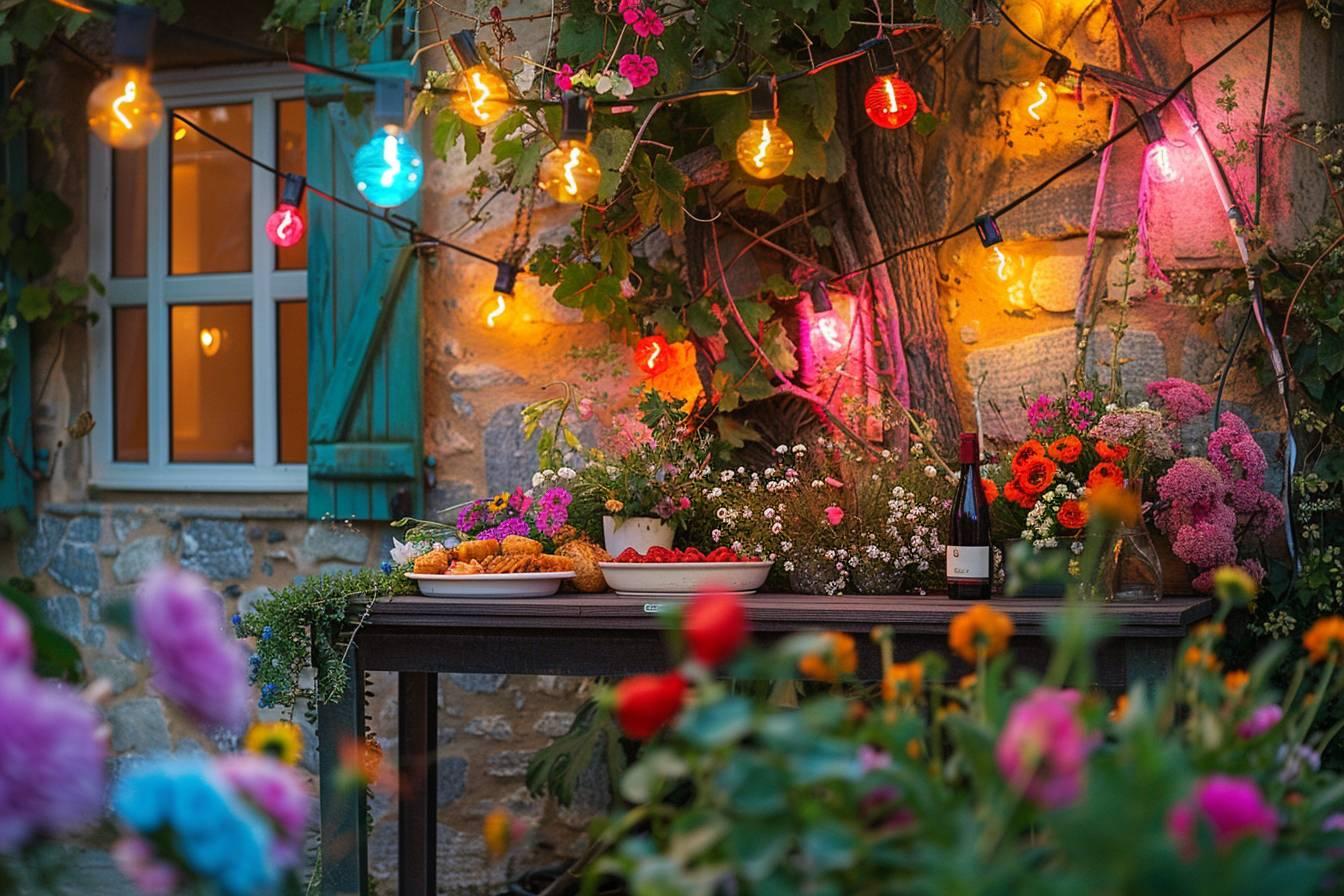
(0, 66, 35, 521)
(305, 24, 423, 521)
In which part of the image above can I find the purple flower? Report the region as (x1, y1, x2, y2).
(216, 754, 311, 867)
(457, 500, 487, 535)
(1168, 775, 1277, 854)
(1146, 377, 1212, 425)
(995, 688, 1097, 809)
(0, 598, 32, 673)
(113, 836, 180, 896)
(1237, 704, 1283, 739)
(0, 669, 106, 852)
(857, 745, 891, 773)
(479, 516, 531, 542)
(134, 566, 249, 732)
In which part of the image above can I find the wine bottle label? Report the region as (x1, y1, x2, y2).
(946, 546, 990, 582)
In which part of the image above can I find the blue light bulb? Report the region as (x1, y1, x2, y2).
(352, 126, 423, 207)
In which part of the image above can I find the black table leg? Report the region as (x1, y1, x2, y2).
(318, 640, 368, 896)
(398, 671, 438, 896)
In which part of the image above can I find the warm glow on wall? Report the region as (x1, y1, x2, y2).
(987, 246, 1032, 312)
(199, 327, 222, 357)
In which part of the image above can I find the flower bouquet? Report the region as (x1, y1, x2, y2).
(389, 484, 575, 570)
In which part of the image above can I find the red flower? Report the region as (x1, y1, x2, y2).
(1087, 462, 1125, 491)
(1011, 440, 1046, 475)
(1017, 456, 1058, 496)
(684, 591, 748, 666)
(981, 479, 999, 504)
(1095, 439, 1129, 462)
(614, 673, 687, 740)
(1048, 435, 1082, 464)
(1003, 479, 1036, 509)
(1057, 499, 1088, 530)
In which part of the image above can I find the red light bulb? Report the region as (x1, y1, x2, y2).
(633, 335, 671, 377)
(265, 203, 305, 248)
(864, 75, 918, 129)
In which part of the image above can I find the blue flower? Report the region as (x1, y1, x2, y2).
(231, 613, 242, 628)
(248, 653, 261, 670)
(380, 560, 393, 574)
(261, 626, 272, 641)
(258, 682, 278, 708)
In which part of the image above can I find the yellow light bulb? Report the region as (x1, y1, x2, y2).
(484, 293, 508, 329)
(87, 65, 164, 150)
(199, 327, 222, 357)
(450, 65, 512, 127)
(735, 119, 794, 179)
(538, 140, 602, 204)
(1022, 79, 1058, 123)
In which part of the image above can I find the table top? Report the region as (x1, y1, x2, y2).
(362, 591, 1214, 638)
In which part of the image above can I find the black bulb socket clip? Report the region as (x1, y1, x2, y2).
(494, 262, 518, 296)
(974, 213, 1003, 247)
(559, 91, 593, 142)
(113, 5, 156, 66)
(747, 75, 779, 121)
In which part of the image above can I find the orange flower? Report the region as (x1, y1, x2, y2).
(1002, 479, 1036, 509)
(1011, 440, 1047, 474)
(1304, 616, 1344, 663)
(798, 632, 858, 682)
(1084, 482, 1141, 526)
(1193, 622, 1226, 641)
(1016, 456, 1058, 496)
(1056, 499, 1088, 530)
(981, 478, 999, 503)
(1048, 435, 1082, 464)
(1086, 461, 1125, 491)
(948, 604, 1014, 663)
(483, 807, 529, 859)
(1109, 694, 1129, 722)
(958, 673, 978, 690)
(1183, 646, 1220, 671)
(1095, 439, 1130, 462)
(1224, 670, 1250, 693)
(882, 661, 924, 702)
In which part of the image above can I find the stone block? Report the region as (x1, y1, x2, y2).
(18, 514, 66, 576)
(435, 825, 506, 896)
(447, 673, 507, 694)
(465, 715, 513, 740)
(111, 512, 146, 543)
(438, 755, 469, 806)
(108, 698, 171, 753)
(533, 711, 577, 738)
(1180, 328, 1225, 384)
(484, 403, 538, 495)
(112, 535, 171, 585)
(427, 480, 477, 517)
(238, 586, 274, 616)
(1028, 242, 1089, 313)
(41, 595, 83, 642)
(118, 634, 146, 663)
(301, 523, 371, 565)
(89, 655, 139, 695)
(451, 394, 474, 417)
(1086, 328, 1168, 402)
(49, 541, 100, 595)
(447, 363, 526, 390)
(181, 519, 253, 581)
(485, 750, 532, 778)
(65, 515, 102, 544)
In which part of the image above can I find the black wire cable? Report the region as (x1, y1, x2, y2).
(993, 3, 1059, 59)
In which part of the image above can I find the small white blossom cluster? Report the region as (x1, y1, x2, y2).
(1019, 471, 1085, 554)
(529, 466, 578, 495)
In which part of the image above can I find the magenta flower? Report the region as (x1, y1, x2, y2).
(577, 397, 595, 420)
(1146, 377, 1212, 425)
(1237, 704, 1283, 739)
(635, 7, 664, 37)
(618, 0, 642, 24)
(113, 836, 180, 895)
(617, 53, 659, 89)
(995, 687, 1096, 808)
(217, 754, 311, 868)
(134, 565, 250, 732)
(1025, 394, 1060, 437)
(555, 63, 574, 92)
(0, 670, 107, 852)
(1168, 775, 1277, 855)
(824, 505, 845, 526)
(0, 598, 32, 673)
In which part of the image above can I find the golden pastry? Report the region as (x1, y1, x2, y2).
(535, 554, 576, 573)
(413, 548, 451, 575)
(482, 555, 535, 574)
(447, 560, 483, 575)
(501, 535, 543, 556)
(456, 539, 500, 561)
(556, 539, 610, 592)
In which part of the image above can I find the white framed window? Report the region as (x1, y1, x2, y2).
(88, 64, 309, 492)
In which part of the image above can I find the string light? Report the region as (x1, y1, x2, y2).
(353, 79, 423, 208)
(86, 7, 163, 149)
(1021, 79, 1058, 123)
(448, 31, 511, 127)
(482, 262, 518, 329)
(863, 39, 918, 130)
(633, 334, 672, 377)
(974, 213, 1003, 247)
(1138, 109, 1182, 184)
(736, 76, 794, 179)
(538, 93, 601, 204)
(265, 174, 306, 248)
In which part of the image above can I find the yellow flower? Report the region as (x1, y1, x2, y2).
(604, 498, 625, 513)
(1224, 670, 1250, 694)
(1183, 645, 1220, 671)
(487, 493, 510, 513)
(948, 604, 1013, 663)
(483, 808, 513, 859)
(1304, 616, 1344, 664)
(1193, 622, 1226, 641)
(1212, 565, 1258, 606)
(244, 721, 303, 765)
(798, 632, 858, 683)
(882, 661, 924, 703)
(1109, 694, 1129, 722)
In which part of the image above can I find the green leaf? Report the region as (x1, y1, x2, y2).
(16, 285, 51, 322)
(510, 140, 546, 191)
(716, 753, 788, 815)
(556, 14, 604, 59)
(686, 300, 721, 338)
(649, 306, 689, 342)
(745, 185, 788, 214)
(676, 695, 753, 748)
(913, 111, 942, 136)
(735, 297, 774, 332)
(801, 823, 858, 871)
(810, 224, 833, 247)
(714, 416, 760, 449)
(591, 127, 635, 203)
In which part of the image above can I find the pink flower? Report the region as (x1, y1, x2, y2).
(857, 745, 891, 773)
(824, 476, 844, 489)
(0, 598, 32, 673)
(678, 496, 691, 510)
(635, 7, 664, 37)
(1026, 394, 1060, 437)
(617, 53, 659, 89)
(555, 63, 574, 92)
(134, 565, 250, 732)
(618, 0, 642, 24)
(1237, 704, 1283, 739)
(606, 413, 656, 458)
(216, 754, 311, 868)
(1146, 377, 1212, 425)
(1167, 775, 1277, 855)
(577, 397, 595, 421)
(824, 505, 845, 526)
(1171, 520, 1238, 573)
(1324, 814, 1344, 832)
(113, 836, 180, 896)
(995, 688, 1096, 809)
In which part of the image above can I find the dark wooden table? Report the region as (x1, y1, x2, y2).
(317, 591, 1213, 896)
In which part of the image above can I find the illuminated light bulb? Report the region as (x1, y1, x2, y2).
(1022, 79, 1058, 123)
(633, 335, 672, 377)
(87, 64, 164, 150)
(450, 65, 511, 127)
(989, 246, 1018, 283)
(1145, 140, 1183, 184)
(735, 119, 794, 180)
(538, 140, 602, 204)
(199, 327, 222, 357)
(864, 75, 918, 130)
(480, 261, 518, 330)
(352, 125, 423, 208)
(266, 174, 306, 249)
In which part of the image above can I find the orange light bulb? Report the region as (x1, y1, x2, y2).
(538, 140, 602, 204)
(87, 65, 164, 150)
(735, 119, 794, 179)
(450, 65, 512, 127)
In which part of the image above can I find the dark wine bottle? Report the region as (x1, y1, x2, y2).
(947, 432, 993, 600)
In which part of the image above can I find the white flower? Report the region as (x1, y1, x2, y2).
(783, 561, 795, 572)
(775, 444, 789, 455)
(531, 472, 545, 488)
(924, 465, 937, 478)
(711, 528, 722, 541)
(557, 467, 577, 480)
(763, 508, 774, 519)
(390, 538, 428, 565)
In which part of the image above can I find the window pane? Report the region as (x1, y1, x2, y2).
(113, 307, 148, 461)
(170, 303, 253, 462)
(113, 148, 147, 278)
(171, 104, 252, 274)
(277, 301, 308, 464)
(276, 99, 308, 271)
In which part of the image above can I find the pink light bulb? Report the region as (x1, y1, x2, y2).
(265, 203, 305, 248)
(1145, 141, 1180, 184)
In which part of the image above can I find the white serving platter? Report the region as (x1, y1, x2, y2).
(407, 571, 575, 598)
(597, 560, 773, 596)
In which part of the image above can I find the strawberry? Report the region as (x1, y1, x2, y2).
(615, 547, 643, 563)
(681, 547, 705, 562)
(706, 547, 738, 563)
(645, 546, 676, 563)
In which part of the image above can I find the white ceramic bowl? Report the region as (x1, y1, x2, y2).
(408, 571, 575, 598)
(596, 561, 773, 596)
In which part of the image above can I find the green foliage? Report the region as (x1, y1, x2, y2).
(527, 698, 627, 806)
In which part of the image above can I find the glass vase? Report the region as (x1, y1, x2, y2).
(1096, 521, 1164, 602)
(849, 558, 905, 596)
(789, 557, 840, 595)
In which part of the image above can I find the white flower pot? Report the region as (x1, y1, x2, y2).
(602, 515, 674, 556)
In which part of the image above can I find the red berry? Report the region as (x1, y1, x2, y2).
(614, 673, 687, 739)
(681, 547, 705, 562)
(706, 547, 734, 562)
(684, 591, 748, 666)
(646, 546, 676, 563)
(616, 547, 643, 563)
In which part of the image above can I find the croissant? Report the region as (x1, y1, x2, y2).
(456, 539, 501, 561)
